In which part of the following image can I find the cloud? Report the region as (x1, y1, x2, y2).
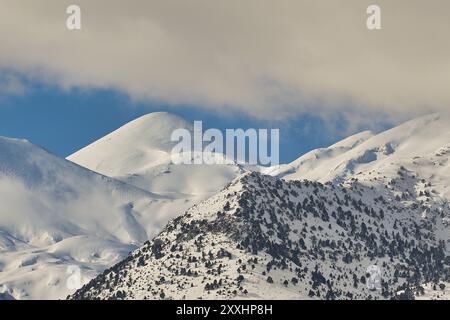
(0, 0, 449, 121)
(0, 73, 27, 96)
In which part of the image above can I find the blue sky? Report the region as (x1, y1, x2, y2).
(0, 82, 382, 164)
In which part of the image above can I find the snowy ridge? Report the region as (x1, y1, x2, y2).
(2, 112, 450, 300)
(274, 114, 450, 188)
(0, 136, 210, 299)
(67, 112, 243, 198)
(67, 112, 191, 177)
(70, 172, 450, 300)
(265, 130, 374, 177)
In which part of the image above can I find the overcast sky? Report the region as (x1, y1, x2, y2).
(1, 0, 449, 123)
(0, 1, 448, 162)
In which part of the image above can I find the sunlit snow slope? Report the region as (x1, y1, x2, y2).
(0, 136, 199, 299)
(274, 114, 450, 201)
(3, 112, 450, 300)
(71, 113, 450, 301)
(67, 112, 243, 197)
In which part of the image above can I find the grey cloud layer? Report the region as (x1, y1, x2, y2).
(0, 0, 449, 120)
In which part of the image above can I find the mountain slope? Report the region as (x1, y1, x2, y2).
(274, 114, 450, 191)
(0, 136, 198, 299)
(67, 112, 190, 177)
(5, 112, 450, 300)
(265, 130, 374, 177)
(67, 112, 243, 198)
(70, 172, 450, 300)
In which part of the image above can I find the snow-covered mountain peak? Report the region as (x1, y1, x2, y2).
(67, 112, 243, 198)
(0, 134, 201, 300)
(67, 112, 192, 177)
(3, 112, 450, 300)
(265, 130, 374, 177)
(70, 170, 450, 300)
(111, 112, 192, 151)
(275, 113, 450, 186)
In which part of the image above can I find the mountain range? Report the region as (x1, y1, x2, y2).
(1, 112, 450, 300)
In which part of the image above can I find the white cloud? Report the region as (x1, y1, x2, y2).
(0, 0, 449, 121)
